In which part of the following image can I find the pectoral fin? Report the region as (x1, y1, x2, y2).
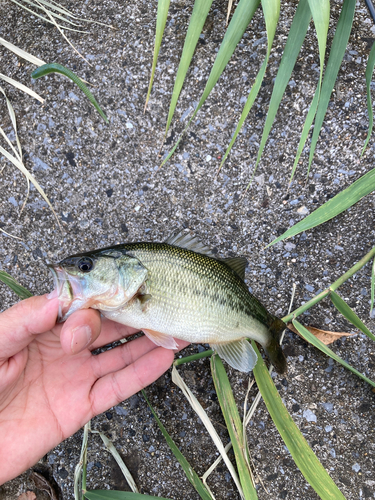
(143, 328, 178, 350)
(210, 339, 258, 372)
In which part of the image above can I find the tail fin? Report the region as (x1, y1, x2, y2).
(263, 317, 287, 374)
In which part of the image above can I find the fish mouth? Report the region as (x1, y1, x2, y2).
(48, 264, 82, 322)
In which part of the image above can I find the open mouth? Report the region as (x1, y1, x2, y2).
(48, 264, 75, 322)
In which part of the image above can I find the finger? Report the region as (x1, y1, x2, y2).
(59, 309, 101, 355)
(89, 317, 191, 352)
(0, 295, 59, 360)
(89, 346, 174, 416)
(90, 334, 163, 379)
(88, 317, 139, 351)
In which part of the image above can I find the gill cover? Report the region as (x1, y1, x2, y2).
(49, 250, 148, 321)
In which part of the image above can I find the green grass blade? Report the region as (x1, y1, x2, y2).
(267, 167, 375, 247)
(251, 341, 346, 499)
(308, 0, 356, 169)
(330, 290, 375, 342)
(371, 257, 375, 317)
(85, 492, 172, 500)
(307, 0, 330, 70)
(145, 0, 170, 110)
(289, 87, 320, 181)
(32, 63, 108, 122)
(362, 39, 375, 153)
(219, 0, 280, 174)
(290, 0, 330, 180)
(0, 271, 33, 300)
(292, 320, 375, 388)
(160, 0, 260, 168)
(251, 0, 311, 175)
(210, 355, 257, 500)
(165, 0, 214, 133)
(141, 390, 213, 500)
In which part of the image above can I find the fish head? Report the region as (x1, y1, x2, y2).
(48, 249, 148, 322)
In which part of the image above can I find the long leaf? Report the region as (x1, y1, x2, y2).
(85, 492, 172, 500)
(141, 390, 213, 500)
(290, 0, 330, 180)
(171, 366, 244, 499)
(329, 290, 375, 342)
(211, 355, 258, 500)
(0, 271, 33, 300)
(252, 341, 346, 499)
(0, 142, 61, 230)
(362, 39, 375, 153)
(267, 167, 375, 247)
(160, 0, 261, 168)
(92, 431, 138, 493)
(251, 0, 311, 176)
(292, 320, 375, 388)
(145, 0, 170, 109)
(165, 0, 214, 133)
(0, 36, 46, 66)
(371, 257, 375, 317)
(32, 63, 108, 122)
(308, 0, 356, 169)
(0, 73, 44, 102)
(219, 0, 280, 174)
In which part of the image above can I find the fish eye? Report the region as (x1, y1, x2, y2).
(77, 257, 94, 273)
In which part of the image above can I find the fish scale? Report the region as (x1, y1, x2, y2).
(93, 243, 277, 350)
(50, 232, 287, 373)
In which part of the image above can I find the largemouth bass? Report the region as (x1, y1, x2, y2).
(49, 231, 287, 373)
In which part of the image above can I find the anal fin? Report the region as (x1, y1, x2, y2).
(143, 328, 178, 350)
(210, 339, 258, 372)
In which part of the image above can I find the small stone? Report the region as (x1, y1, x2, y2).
(303, 409, 317, 422)
(297, 206, 309, 215)
(322, 402, 333, 413)
(352, 463, 361, 473)
(115, 406, 128, 416)
(58, 468, 68, 479)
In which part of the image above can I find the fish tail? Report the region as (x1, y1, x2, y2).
(262, 317, 287, 374)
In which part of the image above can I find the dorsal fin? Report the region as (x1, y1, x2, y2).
(220, 257, 248, 280)
(165, 230, 215, 257)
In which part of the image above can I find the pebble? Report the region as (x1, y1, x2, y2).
(303, 410, 317, 423)
(352, 463, 361, 473)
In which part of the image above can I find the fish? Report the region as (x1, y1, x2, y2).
(48, 231, 287, 373)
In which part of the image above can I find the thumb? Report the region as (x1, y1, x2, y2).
(0, 294, 59, 360)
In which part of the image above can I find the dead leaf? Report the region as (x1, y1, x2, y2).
(287, 322, 355, 345)
(16, 492, 36, 500)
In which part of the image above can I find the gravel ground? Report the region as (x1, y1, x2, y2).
(1, 0, 375, 499)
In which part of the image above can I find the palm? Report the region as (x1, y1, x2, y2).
(0, 296, 182, 483)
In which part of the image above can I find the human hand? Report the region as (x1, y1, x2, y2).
(0, 293, 187, 484)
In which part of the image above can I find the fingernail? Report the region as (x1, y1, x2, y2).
(46, 288, 58, 299)
(71, 325, 92, 354)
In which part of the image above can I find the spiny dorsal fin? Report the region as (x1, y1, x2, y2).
(165, 230, 215, 257)
(210, 340, 258, 372)
(220, 257, 248, 280)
